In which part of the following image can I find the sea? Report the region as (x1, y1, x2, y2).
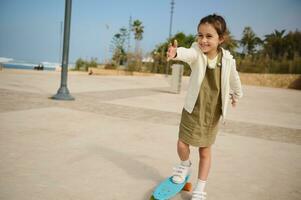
(3, 63, 56, 71)
(0, 57, 74, 71)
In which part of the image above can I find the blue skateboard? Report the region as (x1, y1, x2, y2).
(151, 175, 192, 200)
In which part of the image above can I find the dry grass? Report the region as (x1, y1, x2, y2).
(239, 73, 301, 90)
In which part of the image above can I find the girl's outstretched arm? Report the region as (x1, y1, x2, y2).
(167, 40, 198, 64)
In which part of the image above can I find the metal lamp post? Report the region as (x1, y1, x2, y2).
(52, 0, 74, 101)
(166, 0, 175, 76)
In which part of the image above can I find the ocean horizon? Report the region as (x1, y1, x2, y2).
(0, 57, 75, 71)
(2, 63, 56, 71)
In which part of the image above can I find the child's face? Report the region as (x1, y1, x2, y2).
(197, 22, 224, 55)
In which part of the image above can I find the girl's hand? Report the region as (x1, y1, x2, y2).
(167, 40, 178, 61)
(230, 94, 237, 108)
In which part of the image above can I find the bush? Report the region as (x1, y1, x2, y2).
(74, 58, 98, 71)
(104, 62, 117, 69)
(237, 55, 301, 74)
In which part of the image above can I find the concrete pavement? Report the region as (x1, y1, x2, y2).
(0, 69, 300, 200)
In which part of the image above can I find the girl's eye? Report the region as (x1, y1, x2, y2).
(206, 35, 212, 38)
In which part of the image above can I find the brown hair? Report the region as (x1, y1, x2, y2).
(197, 14, 228, 41)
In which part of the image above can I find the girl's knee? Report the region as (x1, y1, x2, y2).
(178, 139, 190, 150)
(198, 146, 211, 159)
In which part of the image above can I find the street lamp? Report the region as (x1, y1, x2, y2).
(52, 0, 74, 101)
(166, 0, 175, 76)
(169, 0, 175, 39)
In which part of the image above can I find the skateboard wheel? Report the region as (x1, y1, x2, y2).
(183, 182, 192, 192)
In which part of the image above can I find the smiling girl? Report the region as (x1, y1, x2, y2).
(167, 14, 243, 200)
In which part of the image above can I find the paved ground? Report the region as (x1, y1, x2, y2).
(0, 69, 300, 200)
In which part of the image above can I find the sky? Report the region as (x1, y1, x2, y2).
(0, 0, 300, 64)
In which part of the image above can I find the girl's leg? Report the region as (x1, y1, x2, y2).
(198, 146, 212, 180)
(177, 139, 190, 161)
(172, 139, 191, 183)
(191, 146, 211, 198)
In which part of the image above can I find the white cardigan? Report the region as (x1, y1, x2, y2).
(173, 42, 243, 123)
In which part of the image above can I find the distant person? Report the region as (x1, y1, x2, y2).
(167, 14, 243, 200)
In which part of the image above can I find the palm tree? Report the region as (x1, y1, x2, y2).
(264, 29, 286, 59)
(222, 31, 239, 55)
(111, 27, 128, 65)
(240, 27, 262, 55)
(131, 20, 144, 54)
(284, 30, 301, 59)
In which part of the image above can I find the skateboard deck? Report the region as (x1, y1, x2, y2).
(151, 175, 192, 200)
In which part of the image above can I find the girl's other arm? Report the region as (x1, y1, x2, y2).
(230, 60, 243, 107)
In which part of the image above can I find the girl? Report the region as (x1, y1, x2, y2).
(167, 14, 243, 200)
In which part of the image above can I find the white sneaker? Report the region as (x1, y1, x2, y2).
(172, 163, 191, 184)
(191, 191, 207, 200)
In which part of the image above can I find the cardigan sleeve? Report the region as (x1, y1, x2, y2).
(229, 59, 243, 100)
(172, 43, 198, 64)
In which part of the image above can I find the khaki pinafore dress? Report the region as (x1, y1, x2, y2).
(179, 51, 223, 147)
